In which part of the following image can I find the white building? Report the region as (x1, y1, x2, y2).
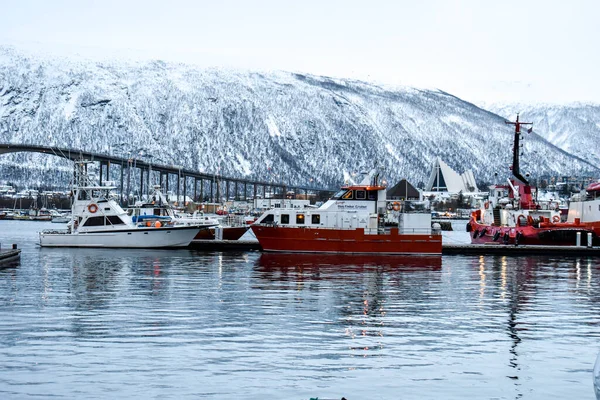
(424, 157, 479, 194)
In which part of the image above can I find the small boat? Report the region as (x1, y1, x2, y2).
(51, 215, 71, 223)
(251, 169, 442, 255)
(127, 185, 219, 230)
(39, 161, 202, 248)
(467, 115, 597, 246)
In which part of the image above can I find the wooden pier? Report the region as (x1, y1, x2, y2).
(442, 243, 600, 256)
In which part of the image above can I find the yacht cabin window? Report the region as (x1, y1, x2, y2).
(82, 216, 126, 226)
(341, 191, 353, 200)
(311, 214, 320, 224)
(281, 214, 290, 224)
(296, 214, 305, 224)
(106, 216, 125, 225)
(356, 190, 366, 200)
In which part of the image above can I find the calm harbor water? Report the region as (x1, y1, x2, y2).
(1, 220, 599, 399)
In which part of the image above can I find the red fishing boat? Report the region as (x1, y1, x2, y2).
(467, 115, 597, 246)
(251, 170, 442, 255)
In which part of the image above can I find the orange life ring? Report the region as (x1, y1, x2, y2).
(392, 202, 401, 211)
(88, 204, 98, 213)
(552, 215, 560, 223)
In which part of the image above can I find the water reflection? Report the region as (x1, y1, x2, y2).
(473, 256, 538, 392)
(255, 253, 441, 279)
(471, 254, 600, 399)
(254, 253, 444, 346)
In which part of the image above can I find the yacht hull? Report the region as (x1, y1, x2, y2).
(251, 226, 442, 255)
(39, 226, 200, 248)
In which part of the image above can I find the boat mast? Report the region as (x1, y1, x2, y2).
(505, 114, 533, 185)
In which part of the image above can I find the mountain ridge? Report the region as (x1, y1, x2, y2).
(0, 46, 597, 191)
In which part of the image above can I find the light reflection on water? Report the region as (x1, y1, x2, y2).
(1, 220, 599, 399)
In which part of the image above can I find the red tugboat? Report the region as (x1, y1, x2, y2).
(251, 169, 442, 255)
(467, 115, 596, 246)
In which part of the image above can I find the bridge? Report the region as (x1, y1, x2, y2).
(0, 143, 334, 205)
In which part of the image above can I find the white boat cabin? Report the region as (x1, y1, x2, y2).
(254, 170, 432, 234)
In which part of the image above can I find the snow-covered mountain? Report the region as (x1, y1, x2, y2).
(0, 46, 597, 191)
(486, 103, 600, 168)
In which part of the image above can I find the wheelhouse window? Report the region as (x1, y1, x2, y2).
(367, 191, 377, 200)
(281, 214, 290, 224)
(311, 214, 320, 224)
(332, 190, 347, 199)
(296, 214, 305, 224)
(355, 190, 366, 200)
(83, 216, 105, 227)
(341, 191, 353, 200)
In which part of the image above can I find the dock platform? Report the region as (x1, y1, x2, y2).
(442, 244, 600, 255)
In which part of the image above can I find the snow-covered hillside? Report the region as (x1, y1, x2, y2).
(0, 46, 597, 190)
(486, 103, 600, 168)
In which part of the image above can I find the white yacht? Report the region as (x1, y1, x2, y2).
(39, 161, 202, 248)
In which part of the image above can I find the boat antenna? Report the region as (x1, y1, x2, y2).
(505, 114, 533, 185)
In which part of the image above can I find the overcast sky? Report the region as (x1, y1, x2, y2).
(1, 0, 599, 104)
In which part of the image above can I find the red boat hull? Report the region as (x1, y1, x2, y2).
(468, 218, 598, 246)
(251, 225, 442, 255)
